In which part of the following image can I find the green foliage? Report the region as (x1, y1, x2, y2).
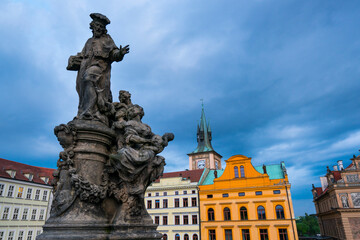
(296, 213, 320, 237)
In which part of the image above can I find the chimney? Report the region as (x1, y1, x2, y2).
(333, 165, 338, 171)
(337, 160, 344, 170)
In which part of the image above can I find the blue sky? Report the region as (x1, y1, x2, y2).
(1, 0, 360, 217)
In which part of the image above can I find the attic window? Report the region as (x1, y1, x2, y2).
(29, 174, 33, 181)
(5, 170, 16, 178)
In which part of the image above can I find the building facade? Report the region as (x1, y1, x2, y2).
(0, 158, 54, 240)
(312, 156, 360, 240)
(199, 155, 298, 240)
(145, 169, 205, 240)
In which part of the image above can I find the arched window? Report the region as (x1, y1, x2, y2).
(276, 205, 285, 219)
(223, 207, 231, 221)
(240, 165, 245, 178)
(208, 208, 215, 221)
(240, 206, 248, 220)
(257, 206, 266, 220)
(193, 234, 198, 240)
(184, 234, 189, 240)
(175, 234, 180, 240)
(163, 234, 167, 240)
(234, 166, 239, 178)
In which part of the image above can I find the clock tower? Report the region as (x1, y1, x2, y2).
(188, 105, 222, 170)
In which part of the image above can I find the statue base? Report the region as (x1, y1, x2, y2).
(37, 223, 162, 240)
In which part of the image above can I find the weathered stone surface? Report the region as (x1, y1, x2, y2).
(37, 13, 172, 240)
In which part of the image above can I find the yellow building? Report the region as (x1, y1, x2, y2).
(0, 158, 54, 240)
(145, 169, 205, 240)
(199, 155, 298, 240)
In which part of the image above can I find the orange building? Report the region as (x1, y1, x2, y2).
(199, 155, 298, 240)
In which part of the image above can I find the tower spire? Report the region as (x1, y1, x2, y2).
(192, 102, 214, 153)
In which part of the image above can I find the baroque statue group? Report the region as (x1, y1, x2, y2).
(37, 13, 173, 240)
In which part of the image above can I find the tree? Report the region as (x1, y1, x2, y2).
(296, 213, 320, 236)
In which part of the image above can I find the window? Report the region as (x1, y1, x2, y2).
(175, 191, 179, 195)
(36, 230, 41, 236)
(207, 194, 213, 198)
(184, 190, 187, 194)
(225, 229, 233, 240)
(276, 205, 285, 219)
(260, 229, 268, 240)
(209, 230, 216, 240)
(257, 206, 266, 220)
(208, 208, 215, 221)
(240, 207, 248, 220)
(18, 231, 24, 240)
(223, 207, 231, 221)
(222, 193, 229, 198)
(192, 190, 196, 194)
(7, 185, 15, 197)
(175, 234, 180, 240)
(175, 215, 180, 225)
(31, 209, 37, 220)
(155, 200, 160, 208)
(22, 208, 28, 220)
(242, 229, 250, 240)
(255, 191, 262, 196)
(175, 198, 180, 207)
(26, 188, 32, 199)
(27, 230, 33, 240)
(184, 234, 189, 240)
(42, 190, 48, 201)
(8, 231, 14, 240)
(273, 190, 281, 194)
(148, 193, 151, 197)
(279, 229, 288, 240)
(154, 216, 159, 224)
(147, 200, 152, 209)
(163, 192, 167, 196)
(183, 215, 189, 225)
(240, 165, 245, 178)
(17, 187, 24, 198)
(192, 215, 198, 224)
(193, 234, 198, 240)
(39, 209, 45, 220)
(191, 197, 197, 206)
(155, 192, 159, 196)
(183, 198, 188, 207)
(238, 192, 245, 196)
(13, 208, 19, 220)
(163, 216, 168, 225)
(35, 189, 41, 200)
(163, 199, 168, 208)
(2, 207, 10, 219)
(0, 232, 3, 240)
(234, 166, 239, 178)
(0, 184, 4, 196)
(162, 234, 167, 240)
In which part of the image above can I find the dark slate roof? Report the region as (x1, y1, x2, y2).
(0, 158, 55, 186)
(155, 169, 205, 183)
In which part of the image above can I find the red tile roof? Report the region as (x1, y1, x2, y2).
(0, 158, 55, 186)
(332, 171, 342, 181)
(155, 169, 204, 183)
(315, 187, 323, 196)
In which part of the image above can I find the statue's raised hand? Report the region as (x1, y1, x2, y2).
(120, 45, 130, 56)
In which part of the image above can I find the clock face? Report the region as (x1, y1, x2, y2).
(215, 161, 219, 169)
(197, 160, 205, 169)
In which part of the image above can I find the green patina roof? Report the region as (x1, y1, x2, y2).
(202, 169, 224, 185)
(191, 105, 214, 154)
(254, 163, 285, 180)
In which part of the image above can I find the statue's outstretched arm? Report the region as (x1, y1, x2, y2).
(111, 45, 130, 62)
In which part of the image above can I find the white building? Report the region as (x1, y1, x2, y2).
(0, 158, 54, 240)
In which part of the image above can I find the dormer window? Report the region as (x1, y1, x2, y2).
(5, 170, 16, 178)
(40, 177, 49, 184)
(24, 173, 34, 181)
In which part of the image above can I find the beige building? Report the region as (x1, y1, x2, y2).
(145, 169, 205, 240)
(0, 158, 54, 240)
(312, 156, 360, 240)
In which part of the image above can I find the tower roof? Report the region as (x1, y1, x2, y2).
(190, 104, 215, 154)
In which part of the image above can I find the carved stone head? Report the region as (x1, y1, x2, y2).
(89, 13, 110, 38)
(54, 124, 76, 149)
(119, 90, 132, 105)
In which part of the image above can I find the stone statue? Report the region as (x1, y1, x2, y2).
(38, 13, 173, 240)
(67, 13, 129, 126)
